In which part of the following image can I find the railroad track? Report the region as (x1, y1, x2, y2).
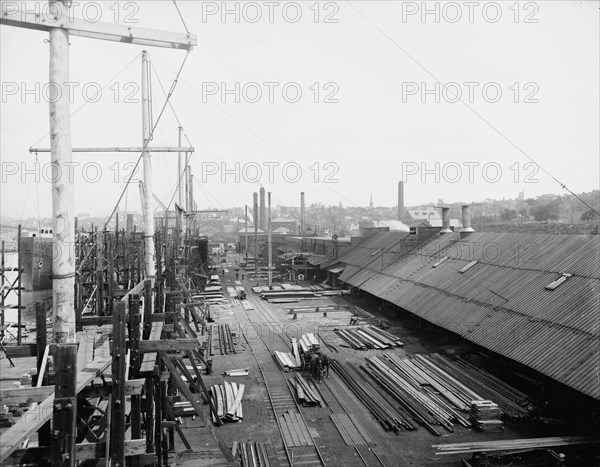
(241, 288, 386, 467)
(237, 288, 326, 467)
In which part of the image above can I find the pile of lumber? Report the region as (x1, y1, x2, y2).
(433, 435, 600, 456)
(274, 351, 300, 372)
(210, 381, 245, 423)
(253, 284, 318, 302)
(347, 353, 531, 436)
(286, 304, 352, 314)
(470, 400, 503, 432)
(232, 440, 273, 467)
(297, 333, 319, 353)
(289, 374, 322, 406)
(335, 326, 403, 350)
(193, 286, 226, 303)
(362, 355, 458, 435)
(331, 359, 416, 432)
(223, 368, 250, 377)
(416, 354, 531, 419)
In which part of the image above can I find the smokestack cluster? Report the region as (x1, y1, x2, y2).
(253, 192, 258, 226)
(440, 207, 452, 234)
(460, 205, 475, 238)
(259, 187, 266, 231)
(397, 181, 404, 221)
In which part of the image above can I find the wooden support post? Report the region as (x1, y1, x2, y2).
(52, 344, 78, 466)
(144, 378, 155, 456)
(160, 353, 233, 460)
(17, 225, 22, 345)
(111, 302, 127, 467)
(75, 275, 82, 332)
(35, 302, 52, 448)
(143, 279, 152, 340)
(96, 230, 104, 316)
(128, 294, 142, 467)
(1, 240, 4, 337)
(154, 373, 163, 466)
(107, 234, 114, 313)
(34, 302, 48, 386)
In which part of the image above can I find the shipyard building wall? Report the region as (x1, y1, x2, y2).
(20, 236, 53, 291)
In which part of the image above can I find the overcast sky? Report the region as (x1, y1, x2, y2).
(1, 0, 598, 224)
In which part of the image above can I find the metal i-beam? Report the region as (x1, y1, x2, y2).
(1, 4, 197, 50)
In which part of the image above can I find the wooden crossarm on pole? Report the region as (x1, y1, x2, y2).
(29, 147, 195, 153)
(1, 4, 197, 50)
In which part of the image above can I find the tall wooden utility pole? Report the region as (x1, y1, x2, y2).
(268, 192, 272, 288)
(1, 1, 196, 343)
(141, 51, 155, 282)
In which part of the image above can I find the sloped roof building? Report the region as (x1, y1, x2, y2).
(334, 230, 600, 400)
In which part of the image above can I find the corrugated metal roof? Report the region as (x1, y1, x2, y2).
(335, 231, 600, 400)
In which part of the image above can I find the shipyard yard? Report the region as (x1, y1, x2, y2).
(1, 1, 600, 466)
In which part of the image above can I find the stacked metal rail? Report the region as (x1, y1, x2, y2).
(216, 323, 237, 355)
(331, 359, 417, 432)
(233, 440, 272, 467)
(415, 354, 531, 419)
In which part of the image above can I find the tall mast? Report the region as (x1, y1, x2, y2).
(49, 0, 75, 343)
(141, 51, 155, 282)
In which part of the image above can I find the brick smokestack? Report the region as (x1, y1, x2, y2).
(460, 205, 475, 238)
(259, 187, 266, 230)
(397, 181, 404, 221)
(253, 192, 258, 227)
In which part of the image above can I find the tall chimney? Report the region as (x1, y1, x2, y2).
(259, 187, 266, 231)
(460, 205, 475, 238)
(253, 192, 258, 227)
(397, 181, 404, 221)
(300, 192, 305, 238)
(441, 207, 452, 234)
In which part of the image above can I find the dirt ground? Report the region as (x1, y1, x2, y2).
(0, 252, 584, 467)
(173, 252, 573, 467)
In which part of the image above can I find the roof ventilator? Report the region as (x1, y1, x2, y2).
(545, 273, 572, 290)
(459, 260, 478, 273)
